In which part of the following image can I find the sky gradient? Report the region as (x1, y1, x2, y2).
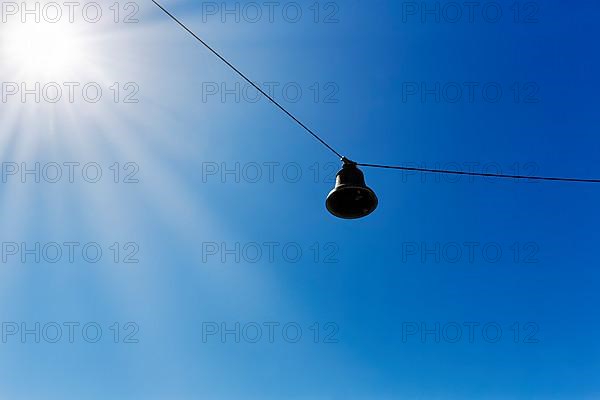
(0, 1, 599, 399)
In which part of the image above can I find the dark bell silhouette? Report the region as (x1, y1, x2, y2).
(326, 158, 378, 219)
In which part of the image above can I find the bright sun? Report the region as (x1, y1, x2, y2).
(1, 22, 86, 78)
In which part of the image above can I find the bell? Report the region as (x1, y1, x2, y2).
(326, 158, 378, 219)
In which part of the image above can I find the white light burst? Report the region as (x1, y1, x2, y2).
(1, 21, 87, 79)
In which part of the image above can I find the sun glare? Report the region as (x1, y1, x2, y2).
(1, 22, 86, 78)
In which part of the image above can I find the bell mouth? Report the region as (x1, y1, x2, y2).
(326, 185, 378, 219)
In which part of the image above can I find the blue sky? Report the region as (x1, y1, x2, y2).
(0, 0, 599, 399)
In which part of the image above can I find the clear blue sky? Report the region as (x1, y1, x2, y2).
(0, 1, 599, 399)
